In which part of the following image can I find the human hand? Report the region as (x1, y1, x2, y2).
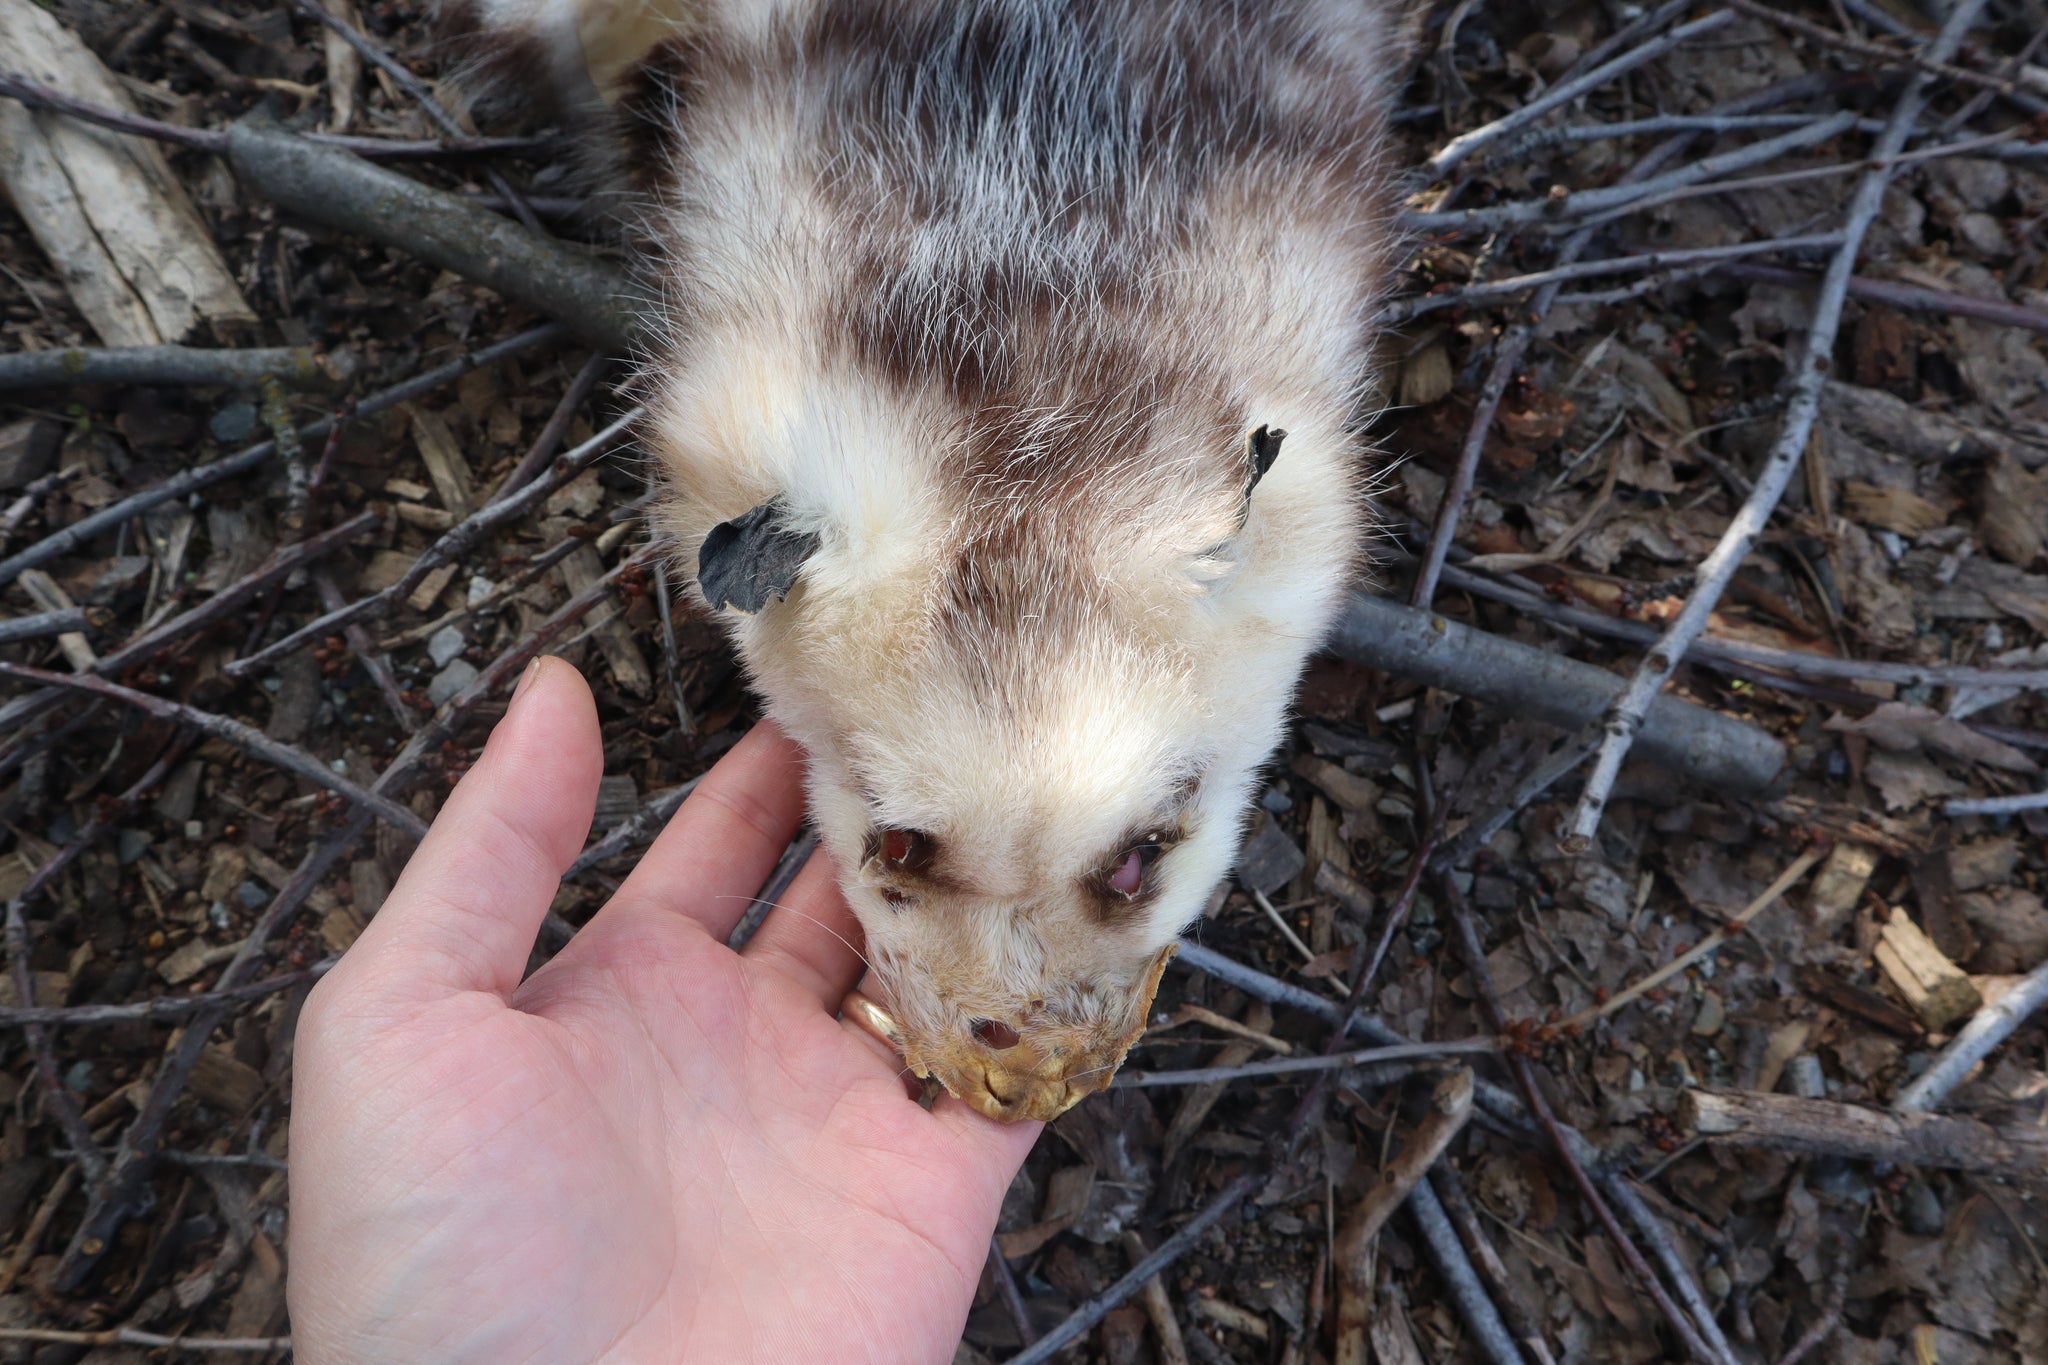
(287, 657, 1039, 1363)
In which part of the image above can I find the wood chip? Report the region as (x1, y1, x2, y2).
(559, 545, 652, 697)
(407, 404, 476, 518)
(1192, 1297, 1270, 1341)
(1874, 906, 1982, 1032)
(407, 562, 460, 613)
(16, 569, 95, 670)
(156, 936, 244, 986)
(189, 1043, 265, 1113)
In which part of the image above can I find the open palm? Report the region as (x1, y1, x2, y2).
(288, 659, 1039, 1364)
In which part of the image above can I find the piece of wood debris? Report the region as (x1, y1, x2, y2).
(1680, 1087, 2048, 1176)
(1191, 1297, 1269, 1342)
(1874, 906, 1982, 1032)
(560, 544, 652, 697)
(15, 569, 95, 671)
(0, 0, 255, 344)
(1807, 841, 1878, 937)
(407, 405, 477, 518)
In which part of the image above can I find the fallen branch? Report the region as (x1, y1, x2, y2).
(0, 661, 428, 838)
(1944, 788, 2048, 818)
(0, 323, 561, 591)
(0, 1326, 289, 1353)
(0, 343, 325, 390)
(1004, 1171, 1262, 1365)
(1728, 262, 2048, 338)
(1324, 592, 1786, 794)
(1562, 0, 1992, 850)
(1116, 1038, 1495, 1088)
(1409, 1178, 1530, 1365)
(1680, 1087, 2048, 1175)
(226, 113, 638, 351)
(1433, 1166, 1559, 1365)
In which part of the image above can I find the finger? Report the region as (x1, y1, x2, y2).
(344, 657, 601, 1002)
(602, 719, 809, 940)
(739, 846, 867, 1007)
(928, 1096, 1043, 1202)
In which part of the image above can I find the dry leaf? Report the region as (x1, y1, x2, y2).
(1843, 480, 1946, 537)
(1980, 455, 2047, 568)
(1865, 750, 1969, 812)
(1828, 702, 2039, 773)
(1399, 338, 1453, 408)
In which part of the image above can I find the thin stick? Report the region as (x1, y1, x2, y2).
(1557, 846, 1825, 1033)
(1433, 1166, 1558, 1365)
(1944, 789, 2048, 818)
(1004, 1171, 1262, 1365)
(1123, 1231, 1191, 1365)
(1337, 1069, 1476, 1263)
(1894, 952, 2048, 1112)
(1723, 0, 2017, 99)
(1395, 233, 1844, 322)
(0, 1327, 289, 1352)
(0, 344, 324, 391)
(0, 325, 561, 591)
(1562, 0, 1991, 852)
(1117, 1038, 1497, 1088)
(228, 407, 641, 677)
(989, 1236, 1038, 1346)
(1251, 887, 1317, 964)
(314, 570, 416, 732)
(0, 963, 331, 1028)
(0, 662, 428, 836)
(1426, 9, 1737, 178)
(0, 70, 552, 159)
(1439, 875, 1730, 1364)
(0, 1163, 75, 1295)
(0, 606, 90, 644)
(567, 777, 703, 880)
(283, 0, 547, 235)
(1727, 263, 2048, 338)
(492, 352, 609, 500)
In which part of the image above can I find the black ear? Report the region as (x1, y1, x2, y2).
(1244, 425, 1286, 498)
(697, 501, 821, 614)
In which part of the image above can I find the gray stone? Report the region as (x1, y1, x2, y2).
(116, 828, 151, 865)
(427, 658, 480, 706)
(427, 624, 467, 668)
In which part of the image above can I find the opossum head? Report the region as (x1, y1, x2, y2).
(655, 360, 1366, 1122)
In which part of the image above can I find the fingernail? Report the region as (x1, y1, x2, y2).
(511, 656, 544, 706)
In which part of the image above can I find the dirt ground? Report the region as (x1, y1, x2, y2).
(2, 1, 2047, 1362)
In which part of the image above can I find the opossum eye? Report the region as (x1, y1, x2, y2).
(1105, 841, 1166, 897)
(880, 827, 932, 868)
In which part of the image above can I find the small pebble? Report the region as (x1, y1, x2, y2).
(1691, 989, 1725, 1037)
(208, 900, 232, 931)
(467, 576, 496, 606)
(185, 820, 204, 841)
(236, 879, 268, 910)
(116, 828, 151, 865)
(1900, 1180, 1945, 1236)
(1259, 786, 1292, 814)
(428, 624, 468, 668)
(64, 1061, 93, 1093)
(208, 402, 259, 443)
(428, 658, 481, 706)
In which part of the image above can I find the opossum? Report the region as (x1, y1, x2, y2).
(445, 0, 1400, 1122)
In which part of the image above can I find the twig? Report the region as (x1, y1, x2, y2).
(726, 831, 817, 952)
(0, 963, 331, 1029)
(653, 559, 696, 736)
(0, 509, 381, 742)
(1337, 1069, 1476, 1265)
(1251, 887, 1317, 964)
(0, 70, 553, 159)
(1557, 845, 1825, 1033)
(1324, 592, 1786, 793)
(1723, 0, 2017, 99)
(0, 324, 562, 590)
(1559, 3, 1993, 849)
(492, 352, 610, 500)
(989, 1236, 1038, 1346)
(1117, 1039, 1496, 1088)
(313, 571, 416, 732)
(1728, 263, 2048, 338)
(1409, 112, 1857, 234)
(282, 0, 547, 235)
(0, 344, 323, 391)
(1426, 10, 1737, 178)
(1433, 1166, 1558, 1365)
(1439, 874, 1729, 1364)
(1433, 724, 1603, 874)
(1894, 952, 2048, 1112)
(1774, 1232, 1852, 1365)
(1122, 1231, 1191, 1365)
(0, 606, 90, 644)
(1682, 1087, 2048, 1175)
(1943, 788, 2048, 818)
(1393, 234, 1844, 322)
(1437, 561, 2048, 691)
(0, 1327, 289, 1352)
(0, 1163, 75, 1296)
(225, 114, 636, 351)
(1408, 1177, 1529, 1365)
(1004, 1171, 1262, 1365)
(0, 662, 428, 838)
(228, 407, 641, 677)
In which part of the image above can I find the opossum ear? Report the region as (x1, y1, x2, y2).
(698, 501, 821, 614)
(1243, 425, 1286, 499)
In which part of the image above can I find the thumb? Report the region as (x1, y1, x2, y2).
(338, 656, 602, 1005)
